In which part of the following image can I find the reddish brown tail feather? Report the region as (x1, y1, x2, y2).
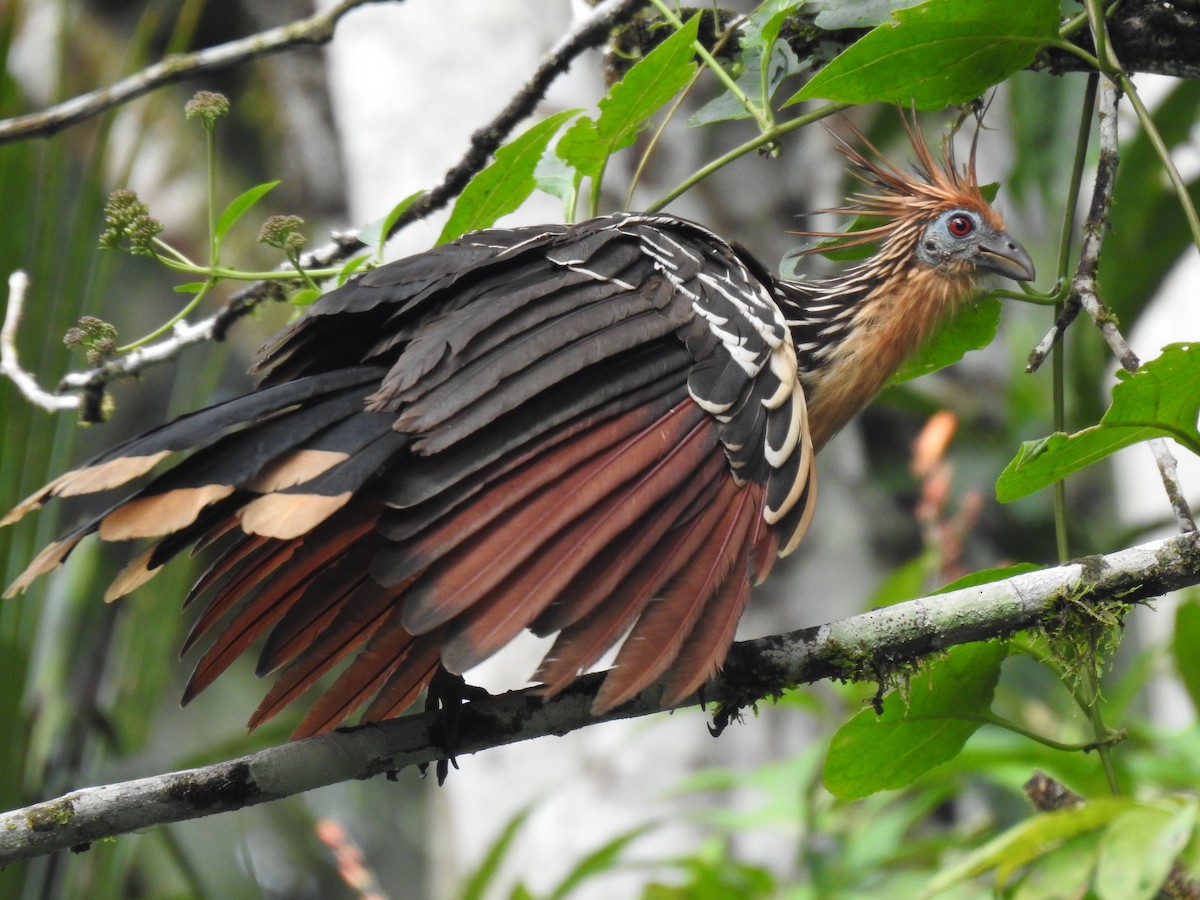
(3, 214, 826, 735)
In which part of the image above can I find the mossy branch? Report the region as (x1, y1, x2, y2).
(2, 529, 1197, 866)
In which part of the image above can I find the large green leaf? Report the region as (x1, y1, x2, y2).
(1008, 831, 1101, 900)
(1095, 801, 1197, 900)
(438, 109, 579, 244)
(790, 0, 1059, 109)
(823, 640, 1007, 800)
(923, 798, 1134, 895)
(997, 343, 1200, 502)
(556, 15, 700, 184)
(889, 297, 1002, 385)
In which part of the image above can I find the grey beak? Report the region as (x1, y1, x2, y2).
(977, 233, 1036, 282)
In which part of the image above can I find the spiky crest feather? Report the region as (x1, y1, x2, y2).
(793, 115, 1002, 258)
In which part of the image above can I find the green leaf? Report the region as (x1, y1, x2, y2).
(1096, 800, 1197, 900)
(358, 190, 425, 259)
(1010, 831, 1100, 900)
(889, 296, 1002, 385)
(689, 0, 805, 126)
(933, 561, 1043, 594)
(557, 15, 699, 184)
(533, 148, 579, 217)
(547, 825, 654, 900)
(336, 253, 371, 286)
(173, 281, 207, 294)
(1173, 601, 1200, 717)
(823, 641, 1007, 800)
(923, 798, 1133, 896)
(790, 0, 1060, 109)
(997, 343, 1200, 502)
(461, 806, 533, 900)
(288, 287, 321, 306)
(215, 180, 278, 242)
(439, 109, 579, 244)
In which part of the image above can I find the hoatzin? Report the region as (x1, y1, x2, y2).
(3, 126, 1034, 738)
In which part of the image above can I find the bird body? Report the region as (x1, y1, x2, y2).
(3, 127, 1034, 738)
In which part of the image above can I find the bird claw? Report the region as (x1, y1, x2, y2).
(417, 668, 492, 784)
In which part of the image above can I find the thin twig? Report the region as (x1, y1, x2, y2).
(1072, 80, 1139, 372)
(0, 0, 392, 144)
(1, 272, 78, 411)
(1026, 300, 1082, 372)
(1150, 439, 1198, 533)
(2, 527, 1198, 865)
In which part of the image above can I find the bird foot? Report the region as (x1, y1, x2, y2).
(418, 668, 491, 785)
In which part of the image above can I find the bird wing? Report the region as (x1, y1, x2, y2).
(3, 213, 815, 735)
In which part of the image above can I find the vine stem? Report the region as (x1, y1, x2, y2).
(647, 101, 848, 212)
(970, 713, 1123, 754)
(1049, 74, 1098, 563)
(646, 0, 774, 132)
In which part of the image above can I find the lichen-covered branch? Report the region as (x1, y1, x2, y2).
(3, 529, 1198, 866)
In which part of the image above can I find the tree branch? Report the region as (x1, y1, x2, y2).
(0, 0, 393, 145)
(610, 0, 1200, 80)
(3, 529, 1198, 865)
(1, 273, 78, 412)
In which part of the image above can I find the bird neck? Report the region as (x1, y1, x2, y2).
(778, 258, 979, 450)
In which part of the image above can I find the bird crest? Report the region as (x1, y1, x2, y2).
(796, 115, 1004, 256)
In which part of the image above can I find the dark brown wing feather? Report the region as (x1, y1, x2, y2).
(3, 213, 816, 734)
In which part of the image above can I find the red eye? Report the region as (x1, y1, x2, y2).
(947, 214, 974, 237)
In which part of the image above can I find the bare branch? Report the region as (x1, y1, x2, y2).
(3, 528, 1199, 865)
(1071, 80, 1139, 372)
(1, 272, 78, 411)
(0, 0, 392, 145)
(1151, 438, 1198, 533)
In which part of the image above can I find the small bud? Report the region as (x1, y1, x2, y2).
(258, 215, 307, 254)
(87, 338, 118, 366)
(185, 91, 230, 128)
(100, 189, 163, 255)
(63, 316, 119, 365)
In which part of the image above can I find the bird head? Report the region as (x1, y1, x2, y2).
(800, 116, 1035, 286)
(783, 116, 1036, 449)
(912, 206, 1034, 281)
